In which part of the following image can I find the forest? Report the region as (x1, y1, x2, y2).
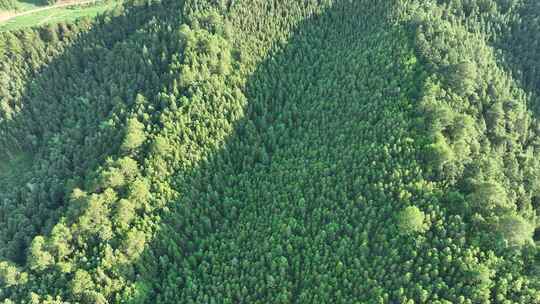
(0, 0, 539, 303)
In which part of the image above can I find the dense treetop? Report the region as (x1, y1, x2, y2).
(0, 0, 539, 303)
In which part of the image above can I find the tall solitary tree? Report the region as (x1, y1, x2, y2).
(121, 117, 146, 153)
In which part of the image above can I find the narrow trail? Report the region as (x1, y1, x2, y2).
(0, 0, 98, 23)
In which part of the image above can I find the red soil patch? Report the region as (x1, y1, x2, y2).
(0, 11, 17, 23)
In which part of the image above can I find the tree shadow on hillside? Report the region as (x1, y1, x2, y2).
(0, 0, 182, 263)
(493, 0, 540, 114)
(130, 1, 418, 302)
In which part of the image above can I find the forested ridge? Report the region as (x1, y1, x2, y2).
(0, 0, 539, 303)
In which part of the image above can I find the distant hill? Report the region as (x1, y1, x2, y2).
(0, 0, 539, 303)
(0, 1, 119, 32)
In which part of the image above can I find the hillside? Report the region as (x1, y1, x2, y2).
(0, 0, 539, 303)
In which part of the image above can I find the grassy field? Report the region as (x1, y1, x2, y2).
(0, 1, 116, 31)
